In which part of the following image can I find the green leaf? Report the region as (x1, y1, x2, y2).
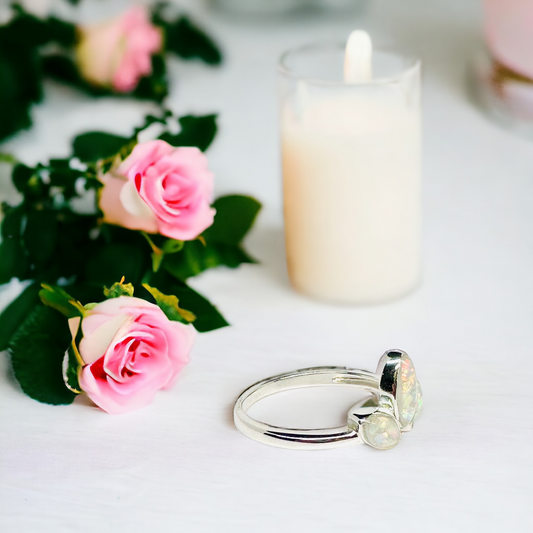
(159, 114, 217, 152)
(147, 271, 228, 332)
(0, 206, 29, 283)
(42, 54, 105, 94)
(11, 164, 36, 194)
(66, 282, 110, 307)
(39, 284, 84, 318)
(0, 152, 17, 164)
(204, 195, 261, 245)
(170, 282, 228, 332)
(142, 284, 195, 324)
(0, 21, 43, 141)
(152, 251, 164, 273)
(0, 10, 76, 141)
(42, 54, 119, 98)
(72, 132, 130, 163)
(3, 9, 63, 47)
(45, 17, 77, 47)
(162, 239, 184, 254)
(48, 158, 70, 168)
(163, 16, 222, 66)
(33, 212, 100, 282)
(140, 231, 165, 273)
(48, 161, 85, 200)
(104, 280, 135, 299)
(149, 239, 184, 273)
(131, 110, 171, 139)
(1, 205, 24, 239)
(9, 306, 76, 405)
(163, 240, 255, 281)
(0, 283, 40, 351)
(84, 242, 148, 287)
(162, 195, 261, 281)
(132, 54, 168, 103)
(23, 210, 58, 267)
(0, 239, 28, 283)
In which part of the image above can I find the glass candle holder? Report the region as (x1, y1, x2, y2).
(279, 43, 422, 304)
(209, 0, 367, 17)
(209, 0, 305, 16)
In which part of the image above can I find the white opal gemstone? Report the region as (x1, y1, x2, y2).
(361, 413, 401, 450)
(397, 355, 418, 427)
(414, 381, 423, 422)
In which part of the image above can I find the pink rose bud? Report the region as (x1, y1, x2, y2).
(483, 0, 533, 80)
(72, 296, 195, 414)
(76, 5, 162, 93)
(99, 140, 216, 241)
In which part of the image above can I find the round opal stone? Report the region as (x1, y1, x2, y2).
(361, 413, 401, 450)
(397, 355, 418, 427)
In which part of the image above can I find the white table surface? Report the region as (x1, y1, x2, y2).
(1, 1, 533, 531)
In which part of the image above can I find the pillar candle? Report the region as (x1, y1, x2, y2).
(279, 33, 422, 304)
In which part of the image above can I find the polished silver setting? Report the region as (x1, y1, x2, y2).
(233, 350, 422, 451)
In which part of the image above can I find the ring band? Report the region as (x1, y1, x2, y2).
(233, 350, 423, 451)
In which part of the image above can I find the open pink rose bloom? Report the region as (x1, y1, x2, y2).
(71, 297, 196, 414)
(99, 140, 216, 241)
(76, 5, 162, 92)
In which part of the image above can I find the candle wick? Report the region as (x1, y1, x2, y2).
(344, 30, 373, 83)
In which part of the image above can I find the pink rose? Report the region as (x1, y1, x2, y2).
(71, 296, 195, 414)
(99, 140, 216, 241)
(484, 0, 533, 80)
(76, 5, 162, 93)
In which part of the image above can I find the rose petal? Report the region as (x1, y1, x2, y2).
(162, 323, 196, 389)
(85, 297, 157, 317)
(80, 362, 161, 415)
(80, 314, 132, 365)
(119, 179, 156, 219)
(118, 140, 174, 178)
(99, 174, 158, 234)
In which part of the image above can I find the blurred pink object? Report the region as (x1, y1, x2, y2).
(505, 80, 533, 120)
(76, 5, 162, 93)
(483, 0, 533, 80)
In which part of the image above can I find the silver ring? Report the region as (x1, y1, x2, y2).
(233, 350, 423, 450)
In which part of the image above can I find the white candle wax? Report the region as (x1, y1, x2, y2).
(281, 35, 421, 304)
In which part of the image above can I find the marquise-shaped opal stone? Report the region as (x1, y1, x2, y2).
(397, 354, 419, 427)
(361, 413, 401, 450)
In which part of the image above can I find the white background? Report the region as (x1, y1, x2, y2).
(1, 1, 532, 531)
